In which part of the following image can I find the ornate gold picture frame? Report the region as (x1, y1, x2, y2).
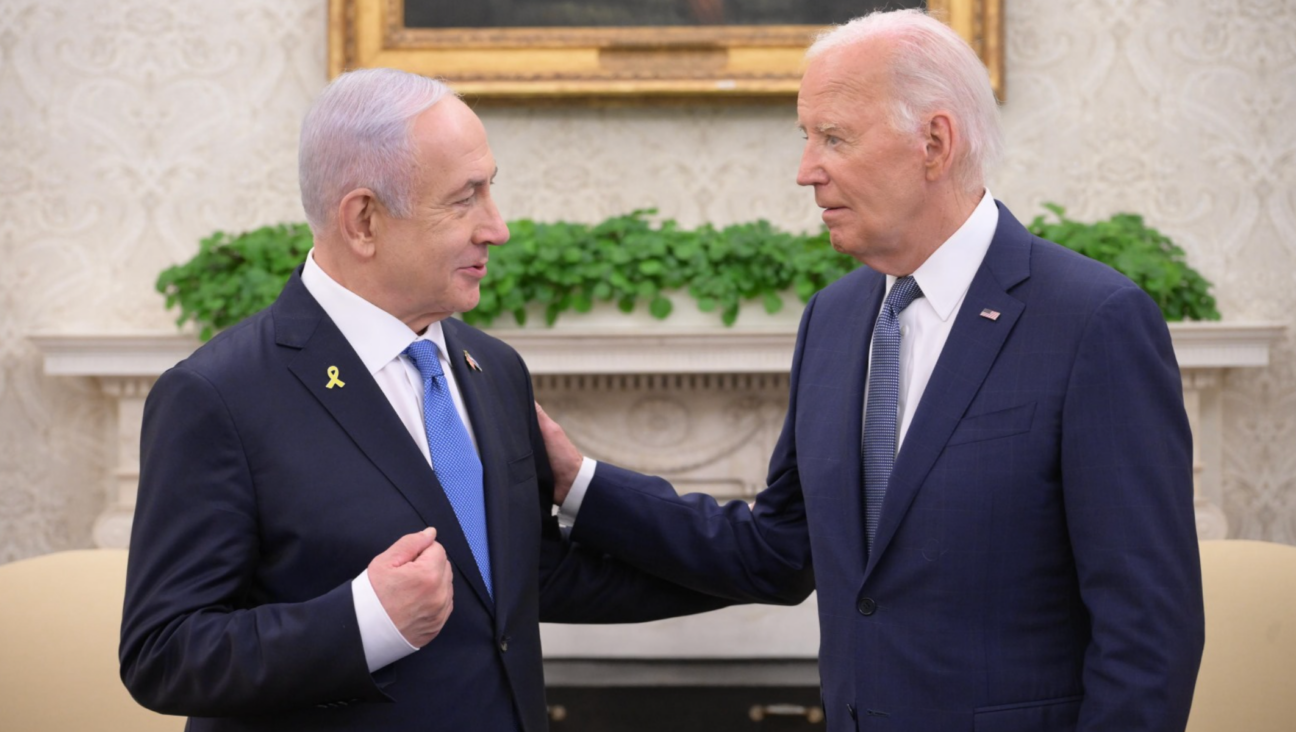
(329, 0, 1003, 101)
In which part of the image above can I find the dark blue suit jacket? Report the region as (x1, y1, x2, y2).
(120, 272, 728, 731)
(573, 204, 1205, 731)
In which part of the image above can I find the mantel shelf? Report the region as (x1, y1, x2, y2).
(28, 321, 1287, 378)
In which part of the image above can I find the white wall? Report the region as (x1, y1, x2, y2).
(2, 0, 1293, 559)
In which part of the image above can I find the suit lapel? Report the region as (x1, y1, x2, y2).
(443, 321, 512, 624)
(273, 276, 495, 615)
(865, 205, 1033, 574)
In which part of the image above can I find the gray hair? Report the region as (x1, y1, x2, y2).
(298, 68, 455, 232)
(807, 9, 1004, 193)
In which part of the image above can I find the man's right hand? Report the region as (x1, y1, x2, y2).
(368, 528, 454, 648)
(536, 402, 584, 505)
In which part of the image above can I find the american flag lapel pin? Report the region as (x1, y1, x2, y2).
(463, 350, 482, 372)
(979, 308, 1001, 321)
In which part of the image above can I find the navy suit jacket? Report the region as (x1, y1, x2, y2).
(573, 204, 1205, 731)
(120, 272, 728, 731)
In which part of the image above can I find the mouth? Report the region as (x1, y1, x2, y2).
(459, 261, 488, 278)
(820, 206, 848, 222)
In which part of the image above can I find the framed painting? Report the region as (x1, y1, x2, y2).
(329, 0, 1003, 101)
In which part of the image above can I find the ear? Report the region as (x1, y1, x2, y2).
(923, 112, 957, 182)
(337, 188, 381, 260)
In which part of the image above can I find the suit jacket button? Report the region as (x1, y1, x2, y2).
(857, 597, 877, 616)
(847, 703, 857, 720)
(499, 639, 509, 653)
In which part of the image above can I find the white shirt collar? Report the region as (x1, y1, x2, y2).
(888, 189, 999, 322)
(301, 250, 448, 373)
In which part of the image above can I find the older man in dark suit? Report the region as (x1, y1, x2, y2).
(119, 68, 726, 731)
(540, 9, 1205, 731)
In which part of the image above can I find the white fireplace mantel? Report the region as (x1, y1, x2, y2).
(31, 322, 1285, 543)
(30, 322, 1286, 542)
(28, 321, 1286, 658)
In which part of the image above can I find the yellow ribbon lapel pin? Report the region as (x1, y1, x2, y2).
(325, 366, 346, 389)
(463, 350, 482, 372)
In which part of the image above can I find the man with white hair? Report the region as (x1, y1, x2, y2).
(541, 9, 1205, 730)
(119, 68, 727, 731)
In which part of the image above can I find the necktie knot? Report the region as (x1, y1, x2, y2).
(404, 339, 444, 381)
(886, 275, 923, 315)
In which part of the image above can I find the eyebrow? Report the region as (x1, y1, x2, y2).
(450, 167, 499, 197)
(795, 122, 843, 135)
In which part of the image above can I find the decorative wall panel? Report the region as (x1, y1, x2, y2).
(3, 0, 1295, 560)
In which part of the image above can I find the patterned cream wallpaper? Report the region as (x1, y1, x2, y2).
(1, 0, 1293, 560)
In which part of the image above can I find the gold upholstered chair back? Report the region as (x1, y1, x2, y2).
(1187, 539, 1296, 732)
(0, 549, 182, 732)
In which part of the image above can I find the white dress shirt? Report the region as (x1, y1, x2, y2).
(301, 250, 479, 673)
(866, 190, 998, 452)
(560, 190, 998, 523)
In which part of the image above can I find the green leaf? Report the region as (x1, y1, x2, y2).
(649, 295, 672, 319)
(545, 302, 562, 326)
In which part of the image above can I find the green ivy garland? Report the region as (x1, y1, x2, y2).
(156, 206, 1218, 341)
(463, 210, 856, 328)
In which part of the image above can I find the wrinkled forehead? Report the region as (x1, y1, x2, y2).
(412, 98, 495, 171)
(798, 45, 894, 123)
(413, 96, 484, 147)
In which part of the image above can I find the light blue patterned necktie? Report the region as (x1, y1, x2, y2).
(404, 339, 492, 598)
(863, 276, 924, 554)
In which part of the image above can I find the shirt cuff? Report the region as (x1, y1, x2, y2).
(557, 457, 598, 528)
(352, 570, 419, 673)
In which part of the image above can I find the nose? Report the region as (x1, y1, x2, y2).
(796, 145, 826, 187)
(475, 195, 510, 247)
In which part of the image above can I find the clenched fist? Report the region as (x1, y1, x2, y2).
(368, 528, 454, 647)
